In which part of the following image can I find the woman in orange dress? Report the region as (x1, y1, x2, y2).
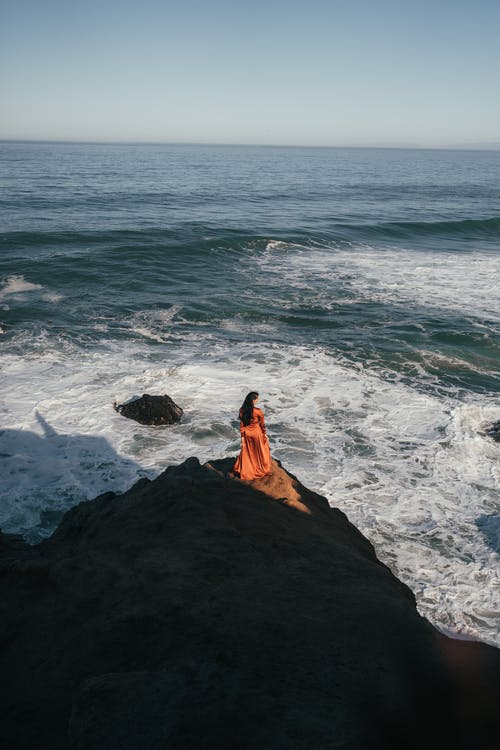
(233, 391, 272, 480)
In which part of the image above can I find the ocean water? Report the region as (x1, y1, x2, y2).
(1, 141, 499, 646)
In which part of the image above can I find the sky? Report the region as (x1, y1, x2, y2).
(1, 0, 499, 148)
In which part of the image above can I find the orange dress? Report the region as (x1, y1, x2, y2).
(233, 406, 272, 480)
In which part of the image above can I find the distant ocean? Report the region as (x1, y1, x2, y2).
(1, 141, 499, 645)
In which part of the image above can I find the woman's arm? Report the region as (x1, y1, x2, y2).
(256, 408, 267, 437)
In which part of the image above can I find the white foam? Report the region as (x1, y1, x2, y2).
(1, 336, 499, 645)
(0, 275, 43, 299)
(417, 349, 497, 375)
(0, 275, 65, 308)
(127, 305, 184, 342)
(130, 326, 171, 343)
(258, 243, 500, 325)
(41, 292, 64, 303)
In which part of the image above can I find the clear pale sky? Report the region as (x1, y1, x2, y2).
(1, 0, 499, 147)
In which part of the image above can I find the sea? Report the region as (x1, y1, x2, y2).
(1, 141, 499, 646)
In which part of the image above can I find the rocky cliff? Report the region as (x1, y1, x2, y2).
(1, 457, 499, 750)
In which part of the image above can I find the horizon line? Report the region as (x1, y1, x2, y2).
(1, 137, 500, 152)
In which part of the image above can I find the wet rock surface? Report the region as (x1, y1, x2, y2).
(113, 393, 183, 426)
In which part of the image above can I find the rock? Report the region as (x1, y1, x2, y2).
(480, 419, 500, 442)
(0, 458, 499, 750)
(113, 393, 183, 426)
(0, 530, 49, 582)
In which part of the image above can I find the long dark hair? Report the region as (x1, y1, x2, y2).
(239, 391, 259, 426)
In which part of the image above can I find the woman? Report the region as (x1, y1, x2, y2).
(233, 391, 272, 480)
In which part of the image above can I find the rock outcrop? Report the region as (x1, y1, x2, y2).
(0, 458, 499, 750)
(113, 393, 183, 425)
(480, 419, 500, 442)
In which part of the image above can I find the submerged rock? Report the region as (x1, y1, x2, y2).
(0, 458, 499, 750)
(480, 419, 500, 442)
(113, 393, 183, 426)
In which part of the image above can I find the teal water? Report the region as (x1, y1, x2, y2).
(2, 143, 499, 394)
(1, 142, 499, 645)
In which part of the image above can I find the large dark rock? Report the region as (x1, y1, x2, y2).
(113, 393, 183, 425)
(0, 458, 499, 750)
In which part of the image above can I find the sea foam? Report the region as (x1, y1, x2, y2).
(0, 275, 43, 299)
(1, 336, 499, 645)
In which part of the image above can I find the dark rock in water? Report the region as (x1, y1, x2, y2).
(1, 458, 499, 750)
(113, 393, 183, 426)
(480, 419, 500, 442)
